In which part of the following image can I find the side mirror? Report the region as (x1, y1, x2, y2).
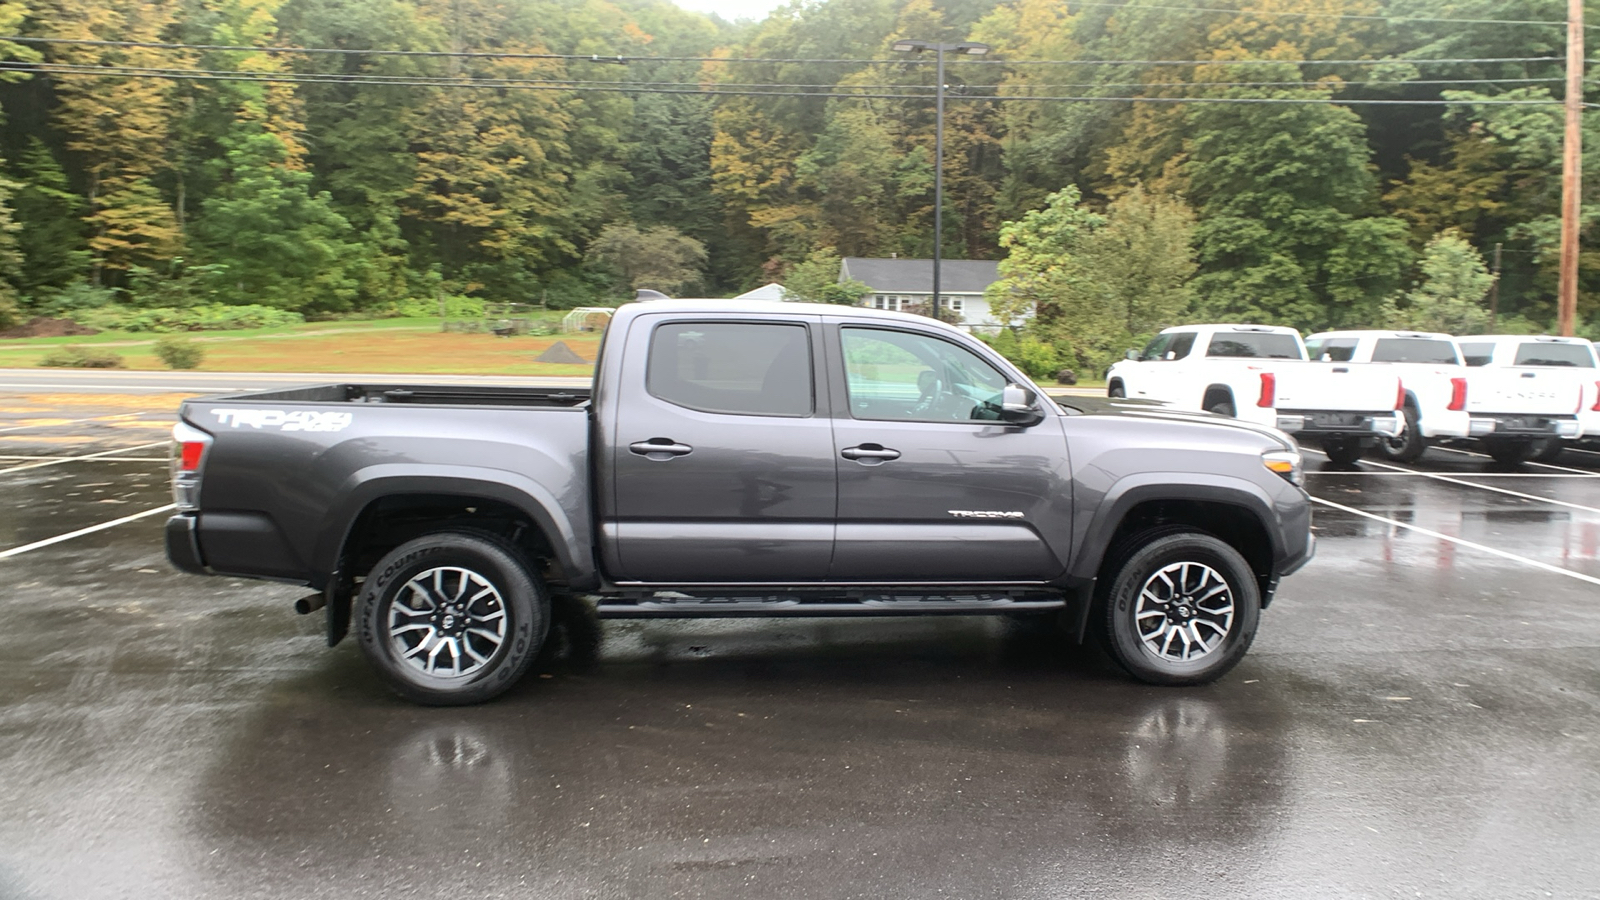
(1000, 383, 1045, 427)
(1124, 349, 1140, 361)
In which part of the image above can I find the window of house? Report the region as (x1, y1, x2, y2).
(647, 322, 813, 416)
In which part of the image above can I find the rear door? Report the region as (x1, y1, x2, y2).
(603, 313, 837, 583)
(825, 323, 1072, 583)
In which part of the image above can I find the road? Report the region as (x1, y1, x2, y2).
(1, 408, 1599, 897)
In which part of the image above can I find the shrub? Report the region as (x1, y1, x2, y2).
(69, 303, 304, 333)
(39, 345, 125, 368)
(154, 335, 204, 369)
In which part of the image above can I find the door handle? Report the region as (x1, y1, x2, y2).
(841, 444, 901, 463)
(629, 439, 693, 460)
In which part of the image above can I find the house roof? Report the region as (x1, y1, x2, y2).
(840, 258, 1000, 294)
(732, 283, 788, 301)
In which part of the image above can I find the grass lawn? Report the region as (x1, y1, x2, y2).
(0, 317, 604, 376)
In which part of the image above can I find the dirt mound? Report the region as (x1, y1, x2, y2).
(535, 340, 590, 364)
(0, 317, 100, 339)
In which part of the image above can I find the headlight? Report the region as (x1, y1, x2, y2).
(1262, 449, 1302, 486)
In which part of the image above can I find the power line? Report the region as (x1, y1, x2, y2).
(0, 36, 1568, 70)
(0, 61, 1573, 106)
(1066, 0, 1571, 28)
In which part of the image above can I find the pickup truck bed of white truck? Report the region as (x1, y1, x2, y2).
(1456, 335, 1590, 463)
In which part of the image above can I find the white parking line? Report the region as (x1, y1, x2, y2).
(1355, 457, 1600, 516)
(0, 503, 176, 560)
(0, 411, 145, 434)
(0, 441, 168, 475)
(1308, 495, 1600, 587)
(1305, 471, 1600, 478)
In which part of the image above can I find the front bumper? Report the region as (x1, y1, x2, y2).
(165, 514, 207, 575)
(1275, 410, 1400, 438)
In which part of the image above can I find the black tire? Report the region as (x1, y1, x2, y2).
(1321, 436, 1364, 466)
(1108, 383, 1126, 399)
(357, 531, 548, 706)
(1532, 438, 1565, 463)
(1484, 438, 1536, 465)
(1096, 531, 1260, 685)
(1373, 405, 1425, 463)
(1206, 399, 1236, 417)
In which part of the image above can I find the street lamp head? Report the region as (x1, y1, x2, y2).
(954, 41, 991, 56)
(891, 39, 930, 53)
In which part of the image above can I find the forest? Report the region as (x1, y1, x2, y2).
(0, 0, 1594, 373)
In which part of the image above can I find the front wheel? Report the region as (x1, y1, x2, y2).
(1108, 383, 1126, 399)
(357, 532, 548, 706)
(1097, 531, 1261, 686)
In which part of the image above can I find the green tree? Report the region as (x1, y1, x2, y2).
(586, 223, 708, 297)
(781, 250, 870, 305)
(1387, 231, 1495, 334)
(0, 163, 23, 327)
(190, 132, 361, 312)
(7, 140, 90, 298)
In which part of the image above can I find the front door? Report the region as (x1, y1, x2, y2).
(603, 314, 837, 584)
(827, 324, 1073, 583)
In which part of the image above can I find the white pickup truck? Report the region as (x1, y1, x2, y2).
(1303, 330, 1469, 463)
(1107, 324, 1401, 464)
(1456, 334, 1591, 463)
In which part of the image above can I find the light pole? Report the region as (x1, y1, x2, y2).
(891, 39, 990, 321)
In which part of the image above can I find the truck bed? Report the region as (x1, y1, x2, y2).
(213, 383, 593, 408)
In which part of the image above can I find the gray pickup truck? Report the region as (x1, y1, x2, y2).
(166, 300, 1313, 705)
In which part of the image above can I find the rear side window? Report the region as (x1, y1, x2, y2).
(1513, 342, 1596, 368)
(1459, 342, 1495, 366)
(647, 322, 813, 416)
(1306, 338, 1358, 362)
(1372, 338, 1460, 364)
(1207, 333, 1303, 359)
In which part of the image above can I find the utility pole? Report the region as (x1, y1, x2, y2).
(1489, 242, 1503, 330)
(1558, 0, 1583, 336)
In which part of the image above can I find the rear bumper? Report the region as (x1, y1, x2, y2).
(1467, 414, 1579, 438)
(165, 514, 207, 575)
(1274, 410, 1400, 438)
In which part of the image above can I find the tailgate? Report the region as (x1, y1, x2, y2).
(1273, 363, 1399, 413)
(1465, 368, 1582, 415)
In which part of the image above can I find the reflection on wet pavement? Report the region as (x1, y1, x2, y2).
(1, 431, 1599, 898)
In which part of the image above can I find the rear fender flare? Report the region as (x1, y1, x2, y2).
(311, 464, 595, 590)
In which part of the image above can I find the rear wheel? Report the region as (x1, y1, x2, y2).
(357, 531, 548, 706)
(1097, 531, 1260, 686)
(1321, 436, 1364, 466)
(1484, 438, 1536, 465)
(1532, 438, 1565, 463)
(1373, 405, 1425, 463)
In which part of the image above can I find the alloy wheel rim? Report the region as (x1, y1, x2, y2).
(387, 566, 508, 679)
(1134, 561, 1235, 663)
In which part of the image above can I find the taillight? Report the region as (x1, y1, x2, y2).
(1591, 381, 1600, 412)
(1395, 379, 1406, 411)
(1448, 377, 1467, 411)
(171, 421, 212, 511)
(1257, 373, 1275, 408)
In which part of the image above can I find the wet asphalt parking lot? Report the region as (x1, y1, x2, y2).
(2, 391, 1600, 899)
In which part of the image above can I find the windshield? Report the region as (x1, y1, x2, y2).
(1513, 342, 1595, 368)
(1372, 338, 1460, 364)
(1206, 332, 1303, 359)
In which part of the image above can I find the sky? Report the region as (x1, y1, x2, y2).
(671, 0, 789, 23)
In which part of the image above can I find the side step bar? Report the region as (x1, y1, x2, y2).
(595, 591, 1068, 619)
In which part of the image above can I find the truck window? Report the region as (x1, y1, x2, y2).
(1305, 338, 1358, 361)
(1139, 333, 1174, 361)
(842, 328, 1008, 422)
(647, 322, 813, 416)
(1206, 333, 1303, 359)
(1372, 338, 1460, 364)
(1513, 342, 1596, 368)
(1458, 342, 1494, 366)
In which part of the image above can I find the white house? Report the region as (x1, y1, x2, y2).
(838, 257, 1008, 332)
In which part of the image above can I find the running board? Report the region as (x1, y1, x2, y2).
(595, 591, 1068, 619)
